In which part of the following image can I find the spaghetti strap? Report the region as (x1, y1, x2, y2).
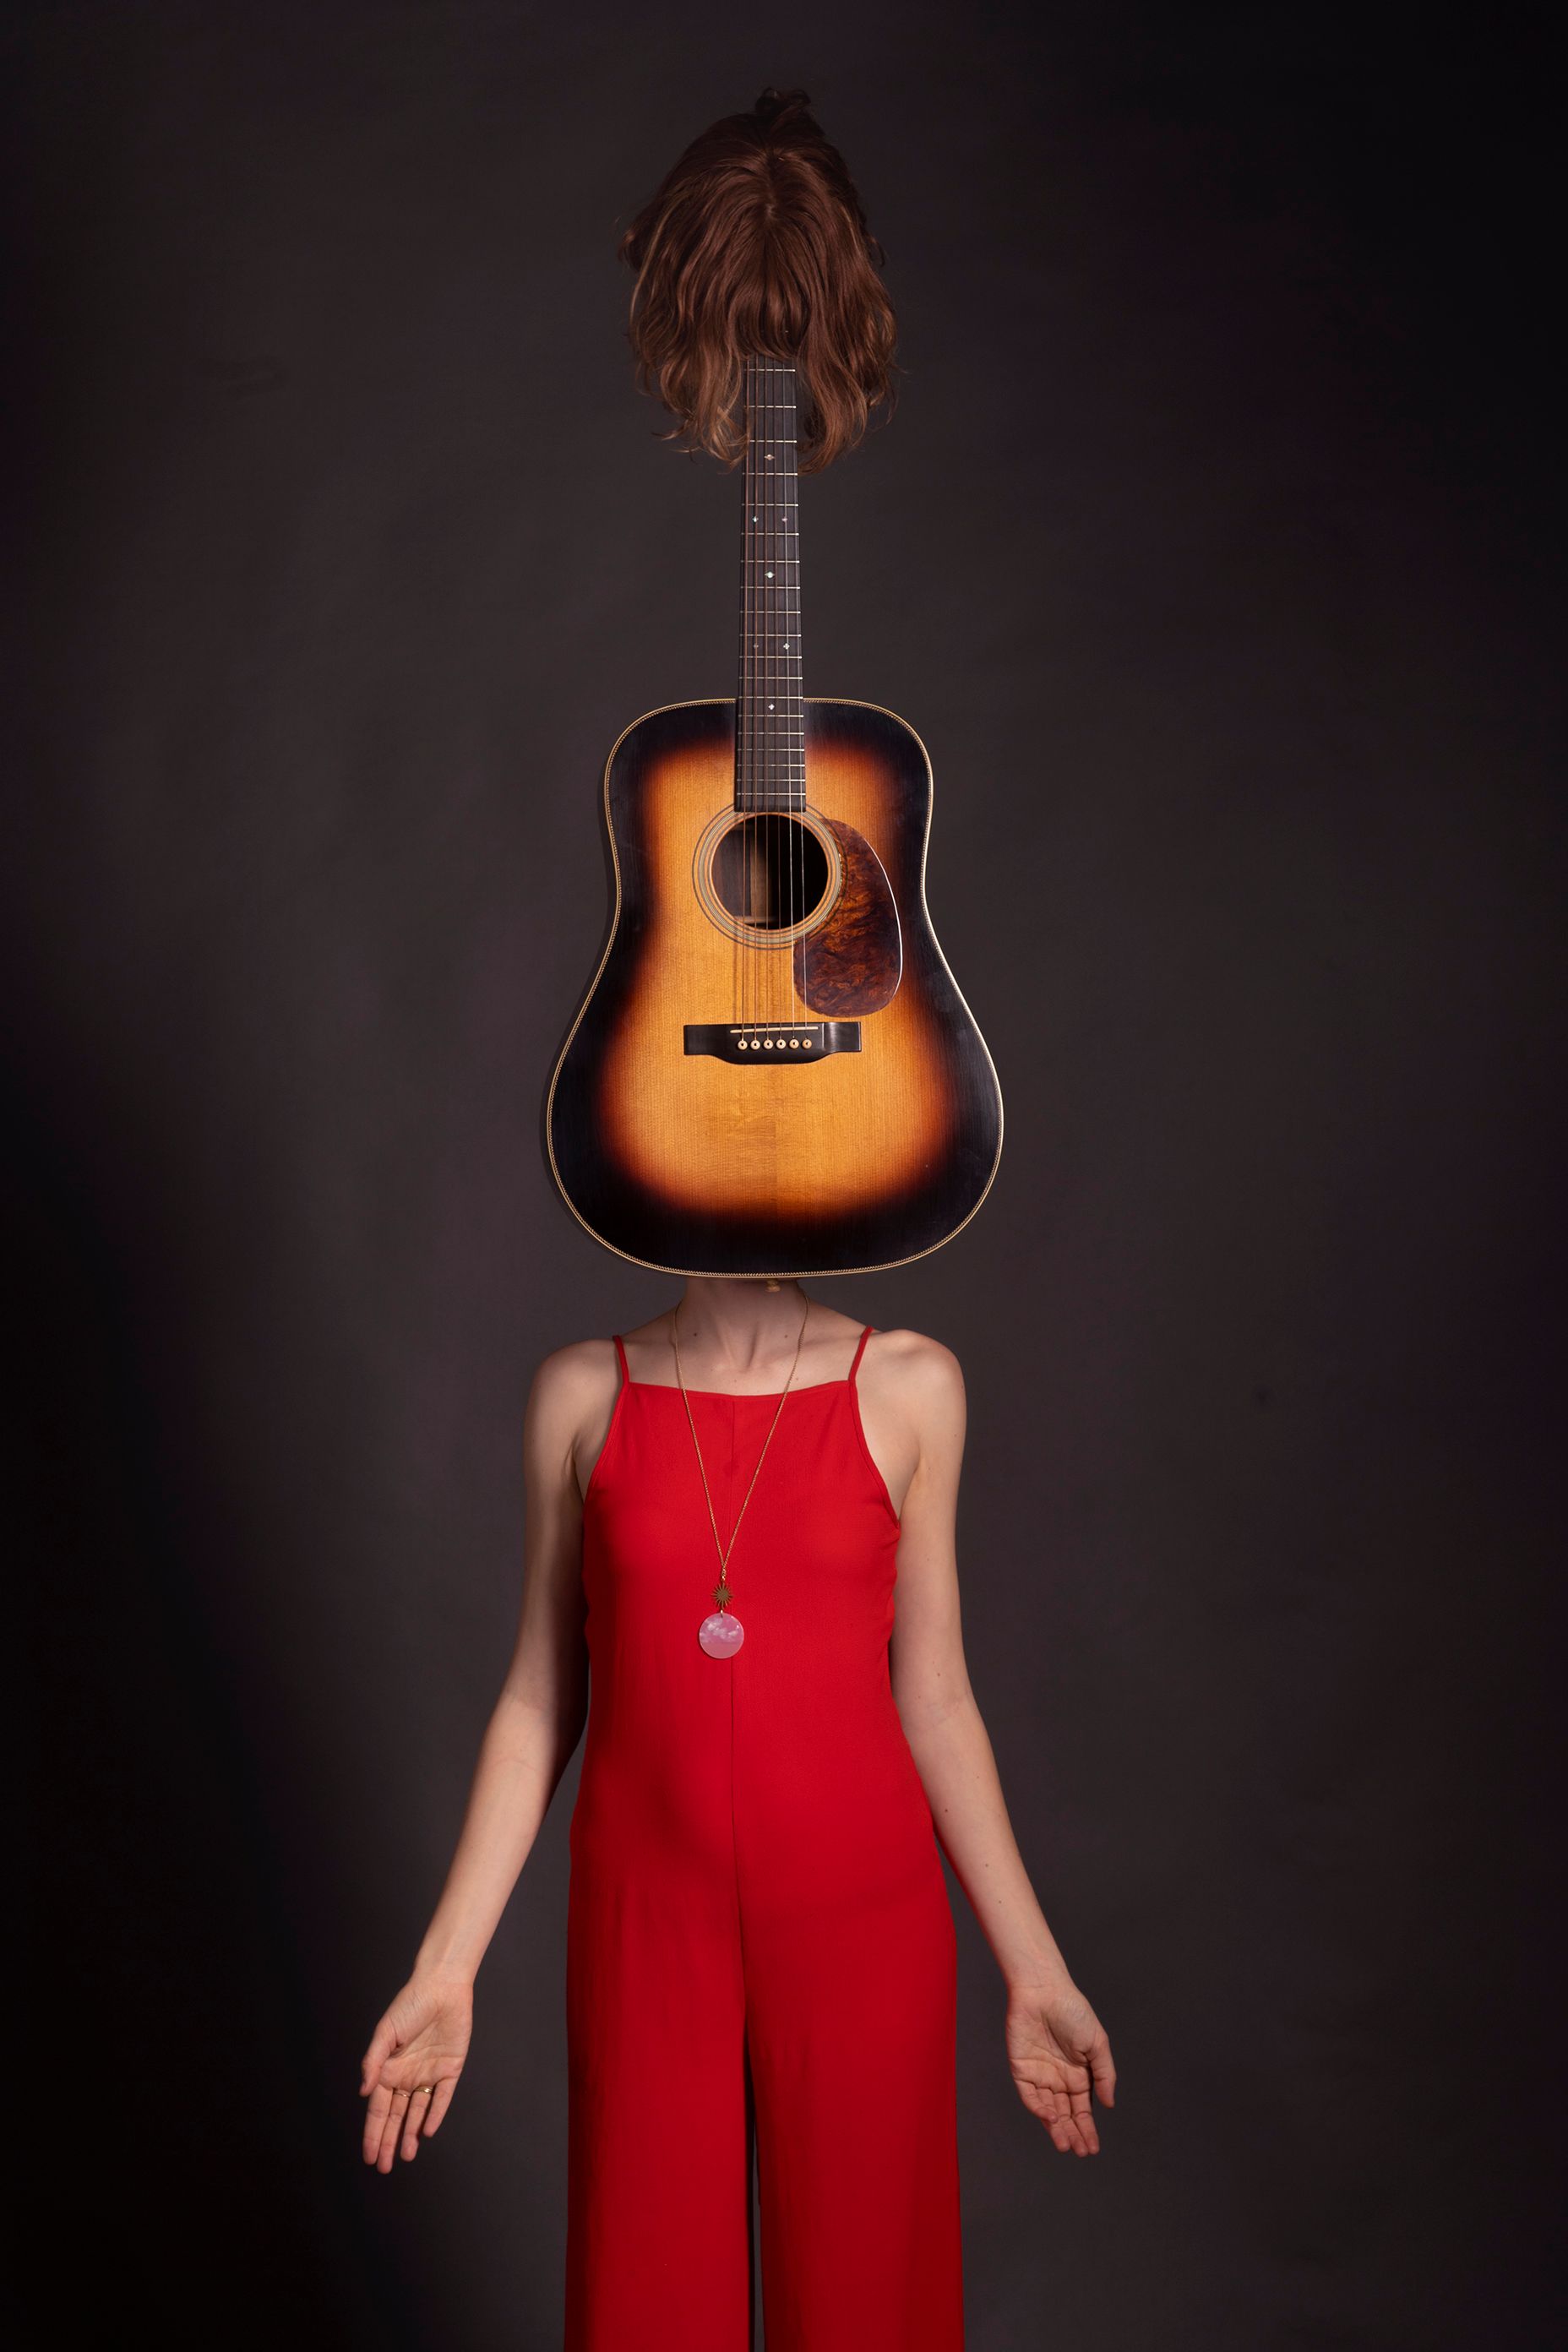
(847, 1324, 874, 1385)
(612, 1333, 630, 1386)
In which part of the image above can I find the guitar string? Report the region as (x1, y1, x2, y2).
(792, 363, 805, 1026)
(745, 355, 757, 1035)
(770, 361, 776, 1031)
(791, 365, 800, 1026)
(746, 353, 755, 1037)
(758, 358, 768, 1032)
(786, 363, 801, 1025)
(743, 354, 752, 1037)
(736, 355, 745, 1035)
(736, 358, 807, 1040)
(790, 363, 804, 1027)
(785, 368, 794, 1029)
(792, 368, 800, 1026)
(736, 357, 743, 1034)
(764, 357, 775, 1033)
(762, 357, 768, 1032)
(762, 357, 774, 1036)
(746, 357, 755, 1032)
(749, 355, 758, 1035)
(761, 358, 767, 1032)
(760, 357, 768, 1032)
(757, 356, 765, 1034)
(765, 358, 777, 1037)
(790, 365, 804, 1030)
(769, 361, 792, 1033)
(770, 357, 776, 1032)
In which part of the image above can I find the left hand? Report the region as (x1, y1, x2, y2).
(358, 1972, 474, 2173)
(1004, 1979, 1116, 2154)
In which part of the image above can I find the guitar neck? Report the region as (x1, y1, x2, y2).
(735, 357, 803, 814)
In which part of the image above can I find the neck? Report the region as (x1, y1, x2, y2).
(672, 1277, 809, 1367)
(735, 354, 803, 814)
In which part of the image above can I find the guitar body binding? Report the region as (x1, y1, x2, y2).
(545, 696, 1004, 1277)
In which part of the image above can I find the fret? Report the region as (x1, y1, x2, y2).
(735, 355, 806, 812)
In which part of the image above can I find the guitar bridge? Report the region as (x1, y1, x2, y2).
(683, 1022, 862, 1064)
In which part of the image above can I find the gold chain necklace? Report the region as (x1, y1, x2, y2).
(672, 1301, 810, 1659)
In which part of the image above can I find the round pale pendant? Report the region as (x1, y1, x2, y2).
(699, 1610, 744, 1658)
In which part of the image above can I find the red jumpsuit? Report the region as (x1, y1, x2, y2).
(564, 1325, 965, 2350)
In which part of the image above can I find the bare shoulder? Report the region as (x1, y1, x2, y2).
(862, 1326, 966, 1413)
(527, 1337, 620, 1426)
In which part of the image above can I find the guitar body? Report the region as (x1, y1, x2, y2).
(547, 695, 1003, 1276)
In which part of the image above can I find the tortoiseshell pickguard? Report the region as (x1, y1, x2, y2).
(795, 819, 902, 1016)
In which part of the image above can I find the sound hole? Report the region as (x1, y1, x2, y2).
(711, 815, 830, 932)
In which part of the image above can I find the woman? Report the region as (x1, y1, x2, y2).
(360, 1279, 1116, 2348)
(365, 90, 1116, 2346)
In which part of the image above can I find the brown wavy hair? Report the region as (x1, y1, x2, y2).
(618, 88, 897, 474)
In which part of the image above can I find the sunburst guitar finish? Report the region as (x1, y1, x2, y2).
(547, 695, 1003, 1277)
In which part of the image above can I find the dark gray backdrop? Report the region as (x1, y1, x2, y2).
(10, 5, 1562, 2347)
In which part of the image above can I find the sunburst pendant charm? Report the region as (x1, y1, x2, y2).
(699, 1610, 744, 1658)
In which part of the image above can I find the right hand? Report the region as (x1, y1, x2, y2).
(1004, 1975, 1116, 2155)
(359, 1974, 474, 2172)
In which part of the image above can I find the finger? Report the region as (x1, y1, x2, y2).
(1048, 2050, 1102, 2152)
(381, 2086, 416, 2172)
(377, 2085, 411, 2173)
(1016, 2073, 1080, 2153)
(1089, 2038, 1117, 2107)
(362, 2082, 395, 2164)
(400, 2084, 434, 2162)
(422, 2077, 457, 2139)
(1015, 2072, 1055, 2126)
(1046, 2078, 1094, 2155)
(1067, 2081, 1100, 2154)
(360, 2019, 398, 2095)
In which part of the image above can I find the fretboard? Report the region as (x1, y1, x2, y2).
(735, 356, 803, 812)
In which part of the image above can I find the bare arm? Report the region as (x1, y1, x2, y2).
(870, 1336, 1117, 2156)
(406, 1346, 601, 1984)
(357, 1342, 612, 2170)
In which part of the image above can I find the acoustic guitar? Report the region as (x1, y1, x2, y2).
(546, 356, 1002, 1277)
